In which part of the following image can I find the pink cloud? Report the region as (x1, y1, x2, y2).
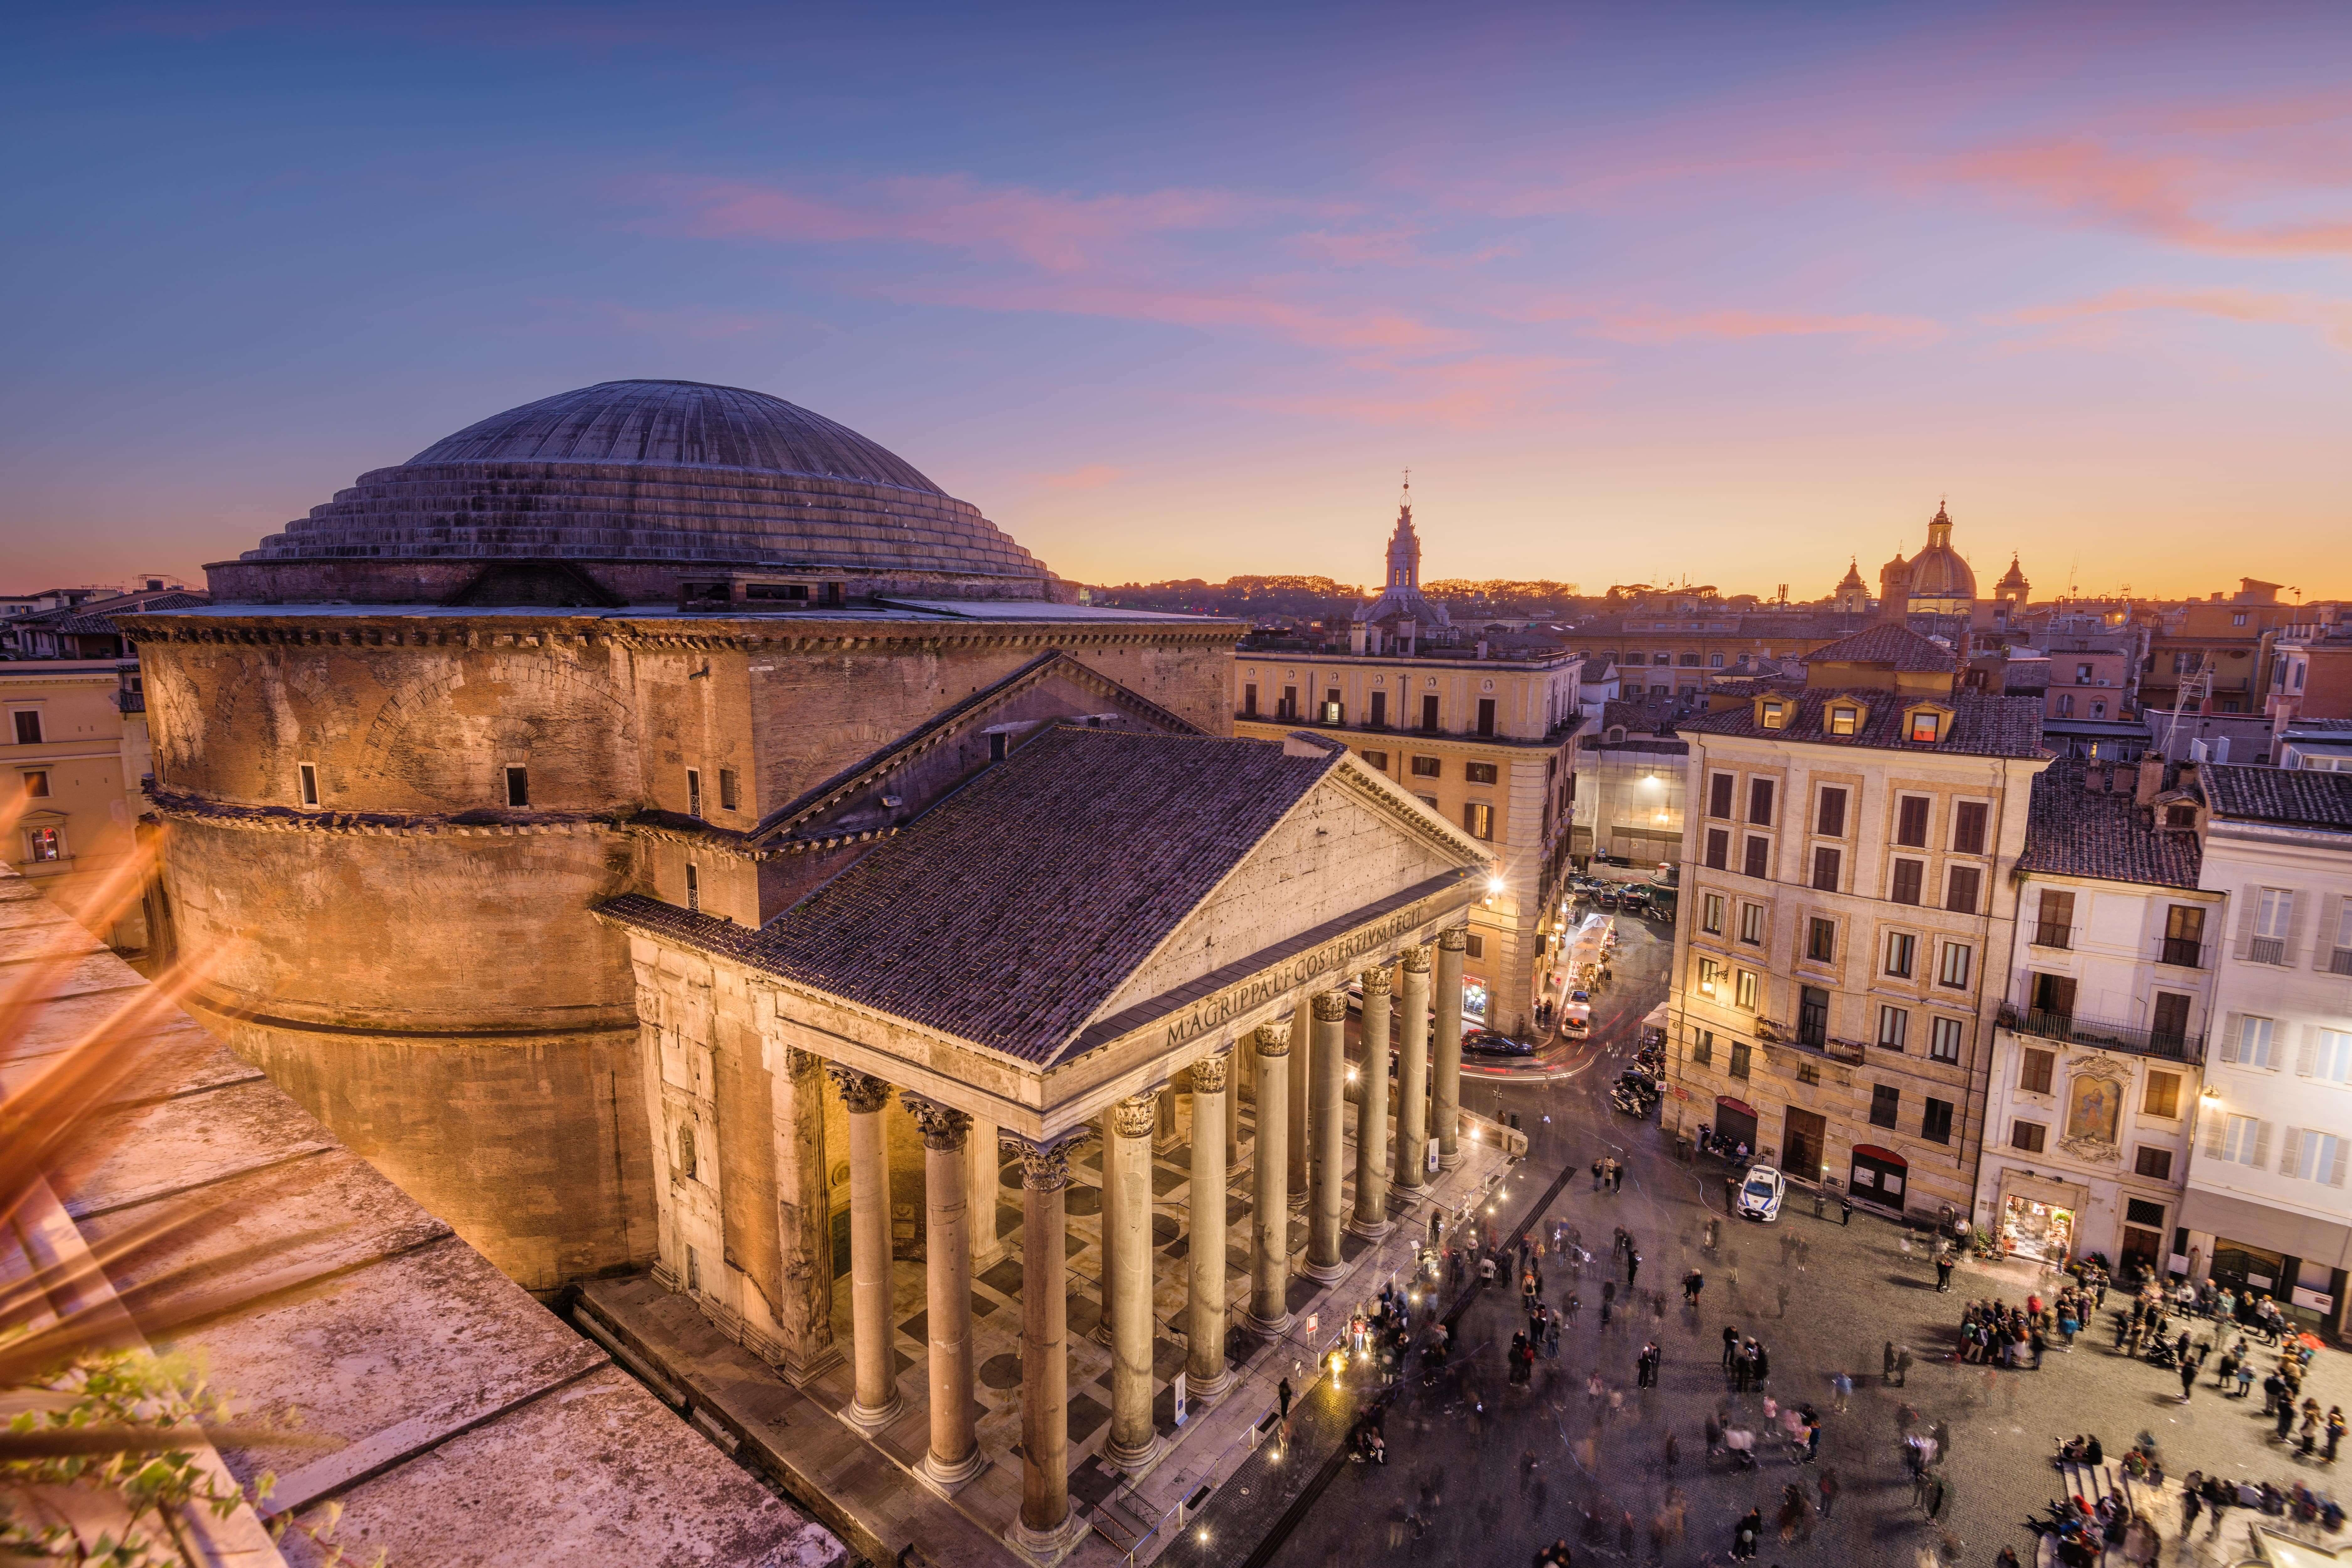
(1511, 297, 1943, 347)
(1036, 464, 1123, 491)
(639, 174, 1266, 272)
(1239, 353, 1600, 429)
(1937, 133, 2352, 257)
(2005, 288, 2352, 352)
(894, 278, 1476, 355)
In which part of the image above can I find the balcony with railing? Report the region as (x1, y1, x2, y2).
(2029, 922, 2073, 951)
(2156, 936, 2206, 969)
(1997, 1002, 2204, 1063)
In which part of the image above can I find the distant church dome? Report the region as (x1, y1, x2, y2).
(241, 379, 1046, 580)
(1836, 559, 1867, 591)
(1997, 554, 2030, 592)
(1904, 502, 1976, 601)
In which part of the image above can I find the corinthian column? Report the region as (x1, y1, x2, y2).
(902, 1095, 982, 1488)
(1185, 1051, 1235, 1401)
(1306, 992, 1349, 1282)
(827, 1065, 900, 1429)
(1395, 944, 1432, 1191)
(1434, 928, 1467, 1169)
(1102, 1092, 1163, 1472)
(1286, 1004, 1310, 1209)
(1247, 1020, 1294, 1334)
(1351, 965, 1395, 1240)
(1011, 1140, 1084, 1560)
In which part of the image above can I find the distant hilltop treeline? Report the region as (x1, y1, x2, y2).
(1089, 575, 1583, 616)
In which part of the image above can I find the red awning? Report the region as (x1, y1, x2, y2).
(1715, 1097, 1757, 1118)
(1850, 1144, 1909, 1168)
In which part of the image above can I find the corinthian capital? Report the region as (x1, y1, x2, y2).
(900, 1093, 972, 1151)
(1438, 926, 1470, 953)
(1313, 992, 1349, 1023)
(1403, 944, 1433, 974)
(1016, 1142, 1073, 1192)
(1110, 1091, 1159, 1141)
(1253, 1019, 1292, 1057)
(1360, 966, 1394, 996)
(1189, 1052, 1231, 1095)
(825, 1064, 893, 1114)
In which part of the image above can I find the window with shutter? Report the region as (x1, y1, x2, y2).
(2237, 1015, 2278, 1069)
(1891, 858, 1924, 905)
(1952, 800, 1988, 855)
(1743, 835, 1770, 879)
(1708, 772, 1735, 819)
(1946, 865, 1981, 914)
(2253, 887, 2293, 965)
(1816, 787, 1847, 838)
(2035, 888, 2075, 948)
(2253, 1120, 2274, 1168)
(1705, 829, 1729, 870)
(2281, 1127, 2303, 1176)
(1812, 846, 1841, 891)
(2314, 1030, 2352, 1084)
(1895, 796, 1930, 846)
(1749, 777, 1775, 826)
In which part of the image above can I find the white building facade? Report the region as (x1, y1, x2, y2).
(1977, 759, 2217, 1274)
(2183, 765, 2352, 1340)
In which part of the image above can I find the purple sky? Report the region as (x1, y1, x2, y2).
(5, 4, 2349, 599)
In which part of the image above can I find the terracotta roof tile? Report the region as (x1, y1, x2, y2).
(1678, 686, 2045, 758)
(607, 726, 1337, 1064)
(2017, 761, 2202, 889)
(2202, 764, 2352, 831)
(1797, 623, 1963, 672)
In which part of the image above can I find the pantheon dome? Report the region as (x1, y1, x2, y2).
(218, 379, 1051, 604)
(1903, 502, 1977, 602)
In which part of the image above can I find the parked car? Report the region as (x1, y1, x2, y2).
(1462, 1028, 1536, 1058)
(1736, 1165, 1787, 1223)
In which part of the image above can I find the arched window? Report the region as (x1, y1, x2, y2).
(677, 1123, 698, 1180)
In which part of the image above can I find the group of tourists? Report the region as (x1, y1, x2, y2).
(1955, 1296, 2048, 1367)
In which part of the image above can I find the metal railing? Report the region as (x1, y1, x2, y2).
(2156, 937, 2206, 969)
(2030, 923, 2072, 951)
(1998, 1002, 2204, 1063)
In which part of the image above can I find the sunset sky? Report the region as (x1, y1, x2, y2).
(5, 4, 2349, 599)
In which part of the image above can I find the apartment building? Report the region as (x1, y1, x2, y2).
(1569, 609, 1871, 701)
(1, 659, 154, 952)
(2182, 765, 2352, 1339)
(1665, 624, 2047, 1219)
(1234, 647, 1580, 1034)
(1977, 759, 2217, 1274)
(2142, 580, 2297, 716)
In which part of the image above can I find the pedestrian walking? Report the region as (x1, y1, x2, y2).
(1277, 1376, 1293, 1442)
(1726, 1326, 1741, 1369)
(1817, 1467, 1839, 1518)
(1934, 1254, 1954, 1292)
(1730, 1507, 1761, 1560)
(1839, 1190, 1851, 1225)
(1684, 1269, 1704, 1305)
(2329, 1405, 2346, 1462)
(1894, 1344, 1911, 1386)
(1831, 1369, 1852, 1413)
(1591, 1158, 1602, 1192)
(1883, 1339, 1897, 1383)
(1627, 1250, 1641, 1290)
(2179, 1359, 2197, 1401)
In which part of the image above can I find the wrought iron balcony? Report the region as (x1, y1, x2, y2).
(1997, 1002, 2204, 1064)
(2156, 936, 2206, 969)
(2030, 923, 2073, 951)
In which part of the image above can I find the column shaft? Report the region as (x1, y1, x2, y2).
(1306, 993, 1349, 1280)
(1351, 967, 1394, 1237)
(1395, 946, 1432, 1190)
(905, 1097, 980, 1486)
(1185, 1052, 1233, 1399)
(828, 1067, 900, 1428)
(1248, 1022, 1293, 1332)
(1016, 1144, 1075, 1546)
(1434, 930, 1467, 1168)
(1093, 1109, 1117, 1346)
(1285, 1004, 1310, 1208)
(1103, 1094, 1162, 1470)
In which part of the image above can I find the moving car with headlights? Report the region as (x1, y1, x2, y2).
(1736, 1165, 1787, 1223)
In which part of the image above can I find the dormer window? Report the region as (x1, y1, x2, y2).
(2166, 803, 2196, 829)
(1827, 705, 1860, 737)
(1905, 708, 1946, 744)
(1759, 699, 1789, 730)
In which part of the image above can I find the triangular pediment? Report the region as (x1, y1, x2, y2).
(1088, 753, 1491, 1026)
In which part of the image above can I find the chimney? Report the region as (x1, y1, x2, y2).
(1350, 622, 1367, 655)
(1476, 638, 1490, 660)
(2136, 755, 2165, 807)
(2084, 761, 2108, 793)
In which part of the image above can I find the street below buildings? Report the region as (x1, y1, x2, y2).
(1158, 910, 2352, 1568)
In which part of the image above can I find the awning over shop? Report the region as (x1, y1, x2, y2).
(1717, 1096, 1757, 1119)
(2181, 1188, 2352, 1271)
(1851, 1144, 1908, 1168)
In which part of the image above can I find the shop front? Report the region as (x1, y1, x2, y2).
(2181, 1189, 2352, 1341)
(1463, 977, 1490, 1027)
(1994, 1171, 2088, 1265)
(1848, 1145, 1909, 1215)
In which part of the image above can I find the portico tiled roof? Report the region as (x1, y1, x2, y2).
(2017, 761, 2202, 889)
(2201, 764, 2352, 831)
(612, 725, 1343, 1064)
(1678, 686, 2045, 758)
(1797, 623, 1963, 672)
